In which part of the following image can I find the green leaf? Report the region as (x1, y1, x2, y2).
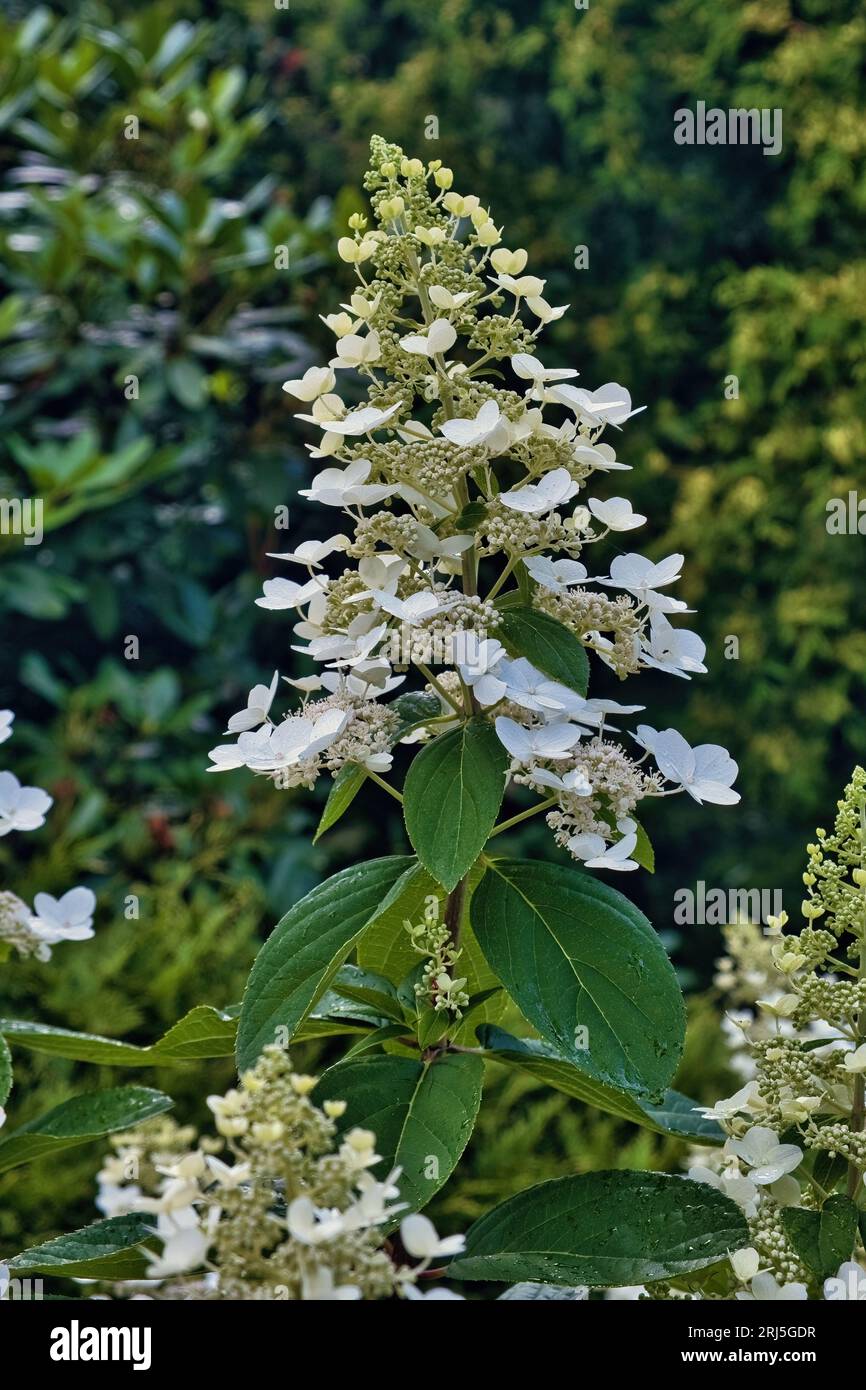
(478, 1027, 722, 1144)
(314, 764, 367, 843)
(448, 1171, 749, 1286)
(0, 1087, 172, 1174)
(639, 1089, 724, 1143)
(454, 501, 488, 531)
(316, 1053, 483, 1213)
(166, 357, 207, 409)
(0, 1034, 11, 1108)
(390, 689, 442, 737)
(236, 856, 417, 1070)
(0, 1006, 237, 1066)
(471, 859, 684, 1097)
(496, 607, 589, 696)
(342, 1024, 410, 1059)
(632, 818, 655, 873)
(781, 1195, 858, 1280)
(8, 1214, 156, 1280)
(403, 717, 507, 891)
(330, 964, 407, 1024)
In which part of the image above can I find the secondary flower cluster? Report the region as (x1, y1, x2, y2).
(672, 769, 866, 1301)
(207, 136, 738, 868)
(96, 1044, 466, 1301)
(0, 709, 96, 965)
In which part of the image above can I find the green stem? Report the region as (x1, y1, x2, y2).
(443, 874, 467, 951)
(415, 662, 463, 715)
(489, 796, 558, 838)
(366, 769, 403, 805)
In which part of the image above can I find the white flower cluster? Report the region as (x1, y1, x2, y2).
(96, 1047, 466, 1301)
(0, 710, 95, 966)
(0, 708, 97, 1132)
(672, 769, 866, 1301)
(206, 137, 738, 867)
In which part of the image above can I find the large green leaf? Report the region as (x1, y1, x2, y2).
(7, 1214, 156, 1280)
(236, 856, 416, 1070)
(403, 717, 507, 891)
(0, 1008, 373, 1061)
(781, 1195, 858, 1280)
(496, 607, 589, 696)
(0, 1087, 172, 1174)
(471, 859, 684, 1098)
(357, 861, 506, 1042)
(316, 1052, 483, 1213)
(478, 1027, 723, 1144)
(0, 1006, 237, 1066)
(448, 1171, 749, 1286)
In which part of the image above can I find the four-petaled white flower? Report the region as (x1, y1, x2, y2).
(361, 588, 457, 625)
(528, 765, 592, 796)
(510, 353, 579, 400)
(696, 1080, 763, 1121)
(428, 285, 474, 311)
(524, 556, 588, 591)
(727, 1126, 802, 1185)
(399, 318, 457, 357)
(282, 365, 336, 401)
(267, 535, 350, 569)
(299, 460, 398, 509)
(640, 612, 707, 678)
(587, 496, 646, 532)
(551, 381, 645, 427)
(634, 725, 740, 805)
(600, 553, 689, 612)
(572, 440, 631, 472)
(501, 468, 579, 516)
(404, 524, 474, 563)
(0, 771, 53, 835)
(687, 1165, 759, 1217)
(495, 716, 583, 762)
(255, 577, 324, 611)
(400, 1213, 466, 1261)
(329, 331, 381, 369)
(737, 1273, 808, 1302)
(301, 402, 401, 437)
(145, 1213, 211, 1279)
(226, 671, 279, 732)
(30, 887, 96, 943)
(439, 399, 508, 451)
(567, 820, 639, 872)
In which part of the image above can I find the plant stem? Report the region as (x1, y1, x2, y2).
(443, 875, 466, 950)
(415, 662, 463, 714)
(366, 769, 403, 804)
(489, 796, 558, 838)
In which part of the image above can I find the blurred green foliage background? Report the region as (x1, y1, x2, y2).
(1, 0, 863, 1252)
